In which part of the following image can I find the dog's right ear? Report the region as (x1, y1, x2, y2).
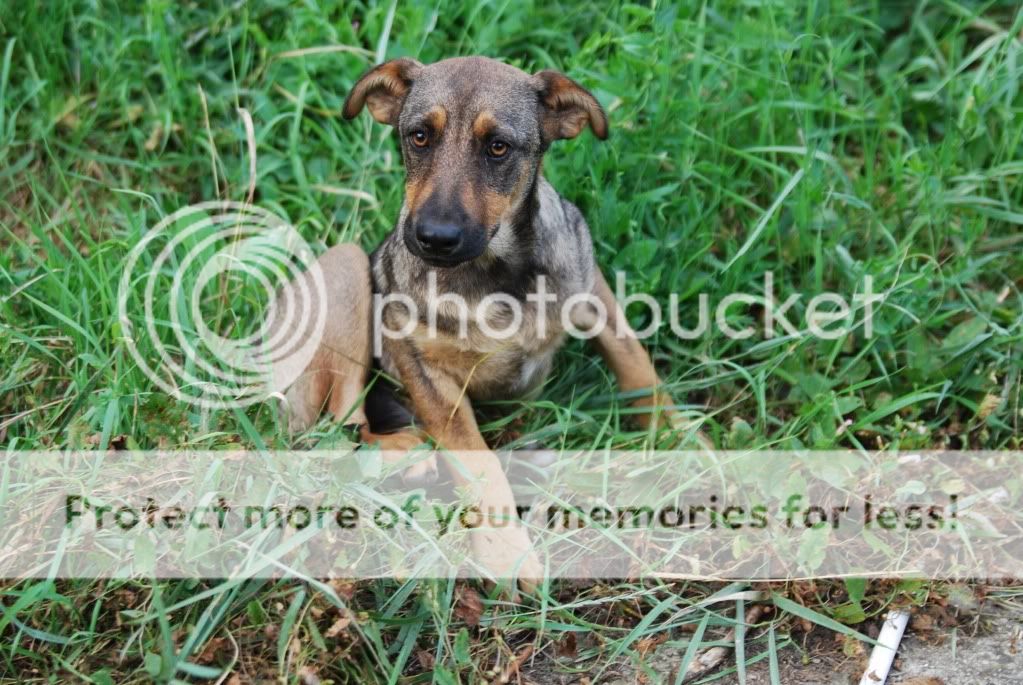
(342, 58, 423, 126)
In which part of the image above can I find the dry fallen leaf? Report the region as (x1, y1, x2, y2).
(453, 585, 484, 627)
(416, 648, 435, 670)
(556, 632, 578, 658)
(298, 665, 321, 685)
(976, 393, 1001, 420)
(325, 612, 352, 638)
(841, 633, 866, 658)
(636, 633, 667, 657)
(496, 645, 533, 684)
(56, 94, 92, 130)
(144, 124, 164, 151)
(197, 636, 229, 664)
(144, 122, 182, 151)
(328, 578, 357, 601)
(910, 612, 936, 633)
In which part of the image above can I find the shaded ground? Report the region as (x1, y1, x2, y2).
(888, 607, 1023, 685)
(736, 606, 1022, 685)
(520, 603, 1023, 684)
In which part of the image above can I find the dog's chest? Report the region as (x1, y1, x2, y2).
(411, 295, 568, 399)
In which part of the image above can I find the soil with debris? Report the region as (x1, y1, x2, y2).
(520, 604, 1023, 684)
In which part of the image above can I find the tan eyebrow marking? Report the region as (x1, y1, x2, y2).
(425, 105, 447, 133)
(472, 110, 498, 138)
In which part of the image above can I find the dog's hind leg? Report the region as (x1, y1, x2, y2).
(266, 245, 438, 480)
(267, 243, 372, 432)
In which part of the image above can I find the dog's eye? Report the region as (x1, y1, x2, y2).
(409, 130, 430, 148)
(487, 140, 510, 158)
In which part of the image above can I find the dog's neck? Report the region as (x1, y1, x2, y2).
(495, 167, 542, 261)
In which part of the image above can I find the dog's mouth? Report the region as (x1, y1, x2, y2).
(418, 253, 470, 268)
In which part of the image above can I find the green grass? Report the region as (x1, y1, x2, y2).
(1, 0, 1022, 682)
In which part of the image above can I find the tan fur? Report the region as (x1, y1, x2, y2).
(359, 425, 437, 482)
(405, 177, 434, 213)
(274, 56, 701, 593)
(342, 58, 422, 125)
(384, 337, 539, 589)
(533, 70, 609, 140)
(425, 105, 447, 133)
(267, 244, 372, 431)
(585, 270, 673, 430)
(471, 110, 497, 138)
(481, 189, 510, 231)
(456, 185, 512, 234)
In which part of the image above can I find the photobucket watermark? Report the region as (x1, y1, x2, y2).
(373, 270, 884, 354)
(118, 201, 327, 409)
(118, 203, 886, 408)
(1, 450, 1014, 580)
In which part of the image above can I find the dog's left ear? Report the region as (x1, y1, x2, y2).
(533, 70, 608, 142)
(342, 58, 423, 126)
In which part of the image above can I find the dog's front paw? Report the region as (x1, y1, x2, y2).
(662, 410, 714, 450)
(645, 392, 713, 450)
(471, 525, 543, 597)
(400, 457, 439, 485)
(359, 427, 439, 484)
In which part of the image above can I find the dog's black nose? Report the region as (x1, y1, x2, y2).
(415, 221, 463, 256)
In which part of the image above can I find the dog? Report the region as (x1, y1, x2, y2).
(271, 56, 696, 591)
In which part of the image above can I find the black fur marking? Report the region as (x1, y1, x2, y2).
(364, 369, 415, 434)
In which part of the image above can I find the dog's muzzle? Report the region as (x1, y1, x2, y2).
(414, 219, 463, 258)
(405, 215, 488, 267)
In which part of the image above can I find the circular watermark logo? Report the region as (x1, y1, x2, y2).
(118, 201, 326, 409)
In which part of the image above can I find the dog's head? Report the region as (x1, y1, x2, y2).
(343, 56, 607, 267)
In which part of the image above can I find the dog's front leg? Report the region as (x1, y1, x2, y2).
(581, 269, 706, 443)
(384, 338, 543, 592)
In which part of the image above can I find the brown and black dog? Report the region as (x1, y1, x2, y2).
(272, 56, 697, 589)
